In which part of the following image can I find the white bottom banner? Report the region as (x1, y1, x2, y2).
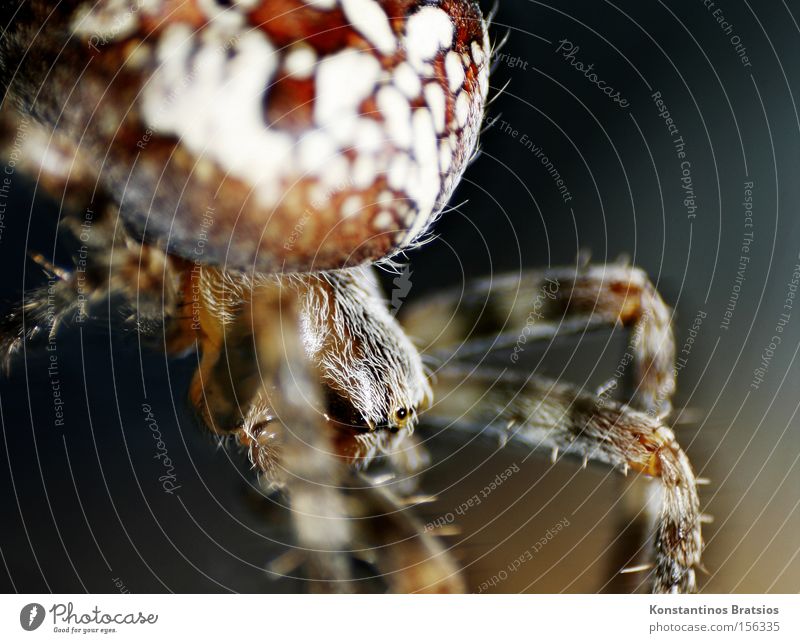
(1, 594, 797, 641)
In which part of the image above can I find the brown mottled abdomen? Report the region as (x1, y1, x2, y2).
(4, 0, 489, 272)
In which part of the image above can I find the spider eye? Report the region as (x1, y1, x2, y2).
(391, 407, 414, 429)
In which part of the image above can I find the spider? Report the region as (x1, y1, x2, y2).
(0, 0, 702, 593)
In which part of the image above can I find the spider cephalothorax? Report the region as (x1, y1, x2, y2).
(1, 0, 703, 593)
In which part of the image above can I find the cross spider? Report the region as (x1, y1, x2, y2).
(0, 0, 702, 593)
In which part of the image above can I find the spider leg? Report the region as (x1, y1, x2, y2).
(402, 262, 675, 417)
(0, 204, 185, 369)
(423, 365, 702, 593)
(240, 282, 357, 592)
(0, 107, 188, 365)
(380, 431, 431, 496)
(343, 473, 465, 593)
(404, 262, 685, 591)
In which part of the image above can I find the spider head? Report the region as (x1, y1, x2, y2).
(324, 388, 421, 434)
(305, 267, 433, 437)
(320, 345, 431, 436)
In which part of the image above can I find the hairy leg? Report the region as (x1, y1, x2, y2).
(0, 107, 188, 365)
(238, 403, 464, 593)
(344, 474, 465, 593)
(424, 365, 702, 593)
(402, 262, 675, 417)
(404, 262, 692, 591)
(0, 203, 185, 369)
(244, 283, 356, 592)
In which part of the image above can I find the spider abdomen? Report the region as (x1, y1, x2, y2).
(4, 0, 489, 272)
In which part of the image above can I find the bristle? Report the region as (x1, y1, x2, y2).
(620, 562, 653, 575)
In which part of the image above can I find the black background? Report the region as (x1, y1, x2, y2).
(1, 0, 799, 593)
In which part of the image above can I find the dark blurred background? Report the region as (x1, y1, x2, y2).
(1, 0, 799, 593)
